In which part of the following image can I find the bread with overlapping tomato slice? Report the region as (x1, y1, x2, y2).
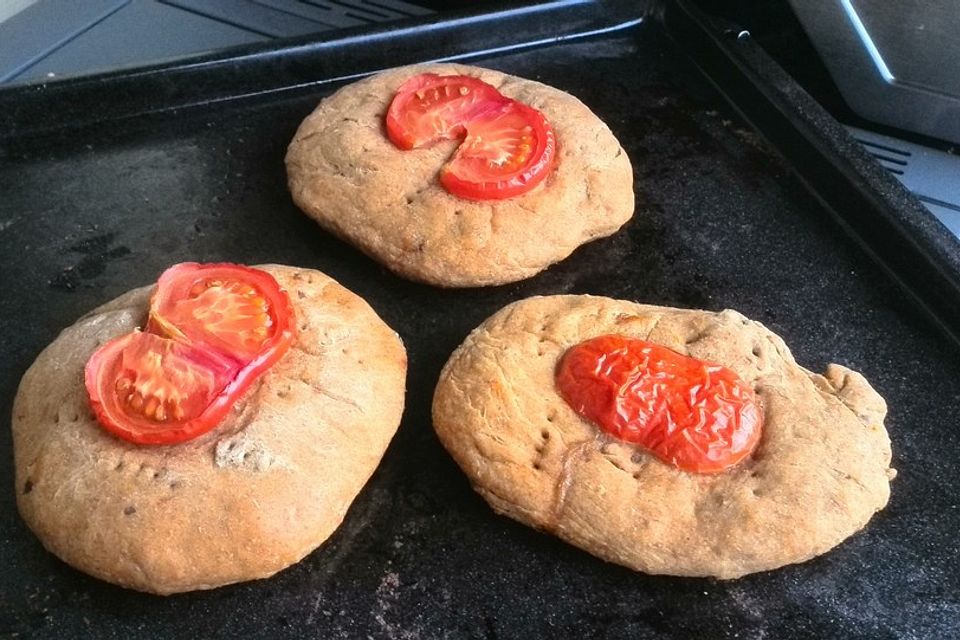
(286, 63, 634, 287)
(13, 264, 406, 594)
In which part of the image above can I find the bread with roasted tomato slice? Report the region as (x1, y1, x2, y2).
(286, 63, 634, 287)
(432, 295, 895, 578)
(13, 265, 406, 594)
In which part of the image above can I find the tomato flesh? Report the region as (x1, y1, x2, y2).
(556, 335, 762, 474)
(385, 73, 557, 200)
(85, 263, 296, 445)
(86, 332, 239, 444)
(148, 263, 294, 363)
(385, 74, 507, 150)
(441, 101, 556, 201)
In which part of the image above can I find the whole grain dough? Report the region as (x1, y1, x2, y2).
(432, 295, 895, 578)
(285, 63, 634, 287)
(13, 265, 407, 594)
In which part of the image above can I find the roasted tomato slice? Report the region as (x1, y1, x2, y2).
(385, 73, 507, 150)
(148, 263, 295, 365)
(86, 263, 296, 445)
(85, 332, 240, 445)
(440, 100, 557, 201)
(556, 335, 762, 474)
(385, 73, 557, 200)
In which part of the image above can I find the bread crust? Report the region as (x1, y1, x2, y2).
(13, 265, 407, 594)
(432, 295, 894, 578)
(285, 63, 634, 287)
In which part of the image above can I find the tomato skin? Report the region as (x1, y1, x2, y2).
(85, 264, 296, 446)
(385, 73, 557, 200)
(556, 335, 762, 474)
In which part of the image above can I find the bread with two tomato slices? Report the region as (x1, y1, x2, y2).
(285, 63, 635, 287)
(12, 264, 406, 594)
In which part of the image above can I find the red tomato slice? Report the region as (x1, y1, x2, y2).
(385, 73, 557, 200)
(385, 73, 507, 150)
(148, 263, 295, 364)
(85, 332, 240, 445)
(440, 100, 556, 201)
(556, 335, 762, 474)
(85, 263, 296, 445)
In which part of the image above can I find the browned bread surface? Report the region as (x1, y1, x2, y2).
(433, 295, 894, 578)
(14, 265, 407, 594)
(286, 63, 635, 287)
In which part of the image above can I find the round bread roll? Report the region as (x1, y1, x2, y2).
(432, 295, 895, 578)
(285, 63, 634, 287)
(13, 265, 406, 594)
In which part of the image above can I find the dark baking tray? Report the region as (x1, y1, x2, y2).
(2, 1, 959, 638)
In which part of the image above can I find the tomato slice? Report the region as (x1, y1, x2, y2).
(385, 73, 507, 150)
(385, 73, 557, 200)
(147, 263, 295, 364)
(556, 335, 762, 474)
(440, 100, 556, 201)
(85, 263, 296, 445)
(85, 332, 239, 445)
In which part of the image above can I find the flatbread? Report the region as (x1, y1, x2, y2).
(13, 265, 407, 594)
(432, 295, 894, 578)
(286, 63, 634, 287)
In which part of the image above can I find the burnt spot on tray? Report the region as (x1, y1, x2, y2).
(49, 231, 131, 292)
(22, 479, 33, 495)
(123, 505, 137, 516)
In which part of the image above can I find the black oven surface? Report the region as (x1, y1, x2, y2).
(1, 2, 958, 638)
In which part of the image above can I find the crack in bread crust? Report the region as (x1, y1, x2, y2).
(548, 436, 602, 533)
(432, 295, 894, 579)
